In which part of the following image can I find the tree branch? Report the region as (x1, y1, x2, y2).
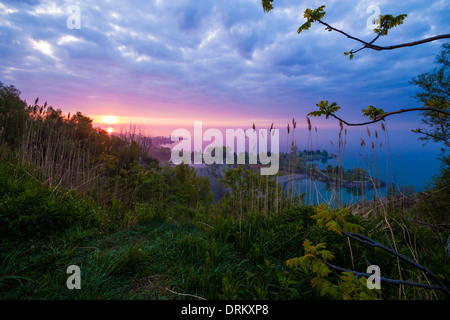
(438, 116, 450, 147)
(413, 128, 450, 148)
(317, 20, 450, 52)
(329, 113, 383, 127)
(406, 218, 450, 232)
(328, 107, 450, 127)
(322, 260, 444, 292)
(317, 20, 378, 49)
(371, 34, 450, 51)
(350, 28, 389, 55)
(165, 287, 206, 300)
(341, 231, 450, 297)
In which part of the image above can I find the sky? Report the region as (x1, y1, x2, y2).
(0, 0, 449, 155)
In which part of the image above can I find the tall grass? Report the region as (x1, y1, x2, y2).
(278, 118, 446, 300)
(17, 105, 105, 197)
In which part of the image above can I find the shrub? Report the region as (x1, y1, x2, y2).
(0, 163, 101, 239)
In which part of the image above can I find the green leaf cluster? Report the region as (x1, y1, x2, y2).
(311, 203, 363, 235)
(373, 14, 408, 36)
(298, 6, 326, 34)
(263, 3, 327, 34)
(308, 101, 340, 119)
(286, 239, 380, 299)
(362, 105, 385, 120)
(261, 0, 274, 13)
(338, 272, 382, 300)
(286, 239, 334, 270)
(286, 239, 334, 296)
(343, 51, 355, 60)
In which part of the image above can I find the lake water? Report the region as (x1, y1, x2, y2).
(162, 129, 445, 206)
(285, 147, 444, 206)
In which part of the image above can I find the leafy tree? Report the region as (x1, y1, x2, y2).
(72, 111, 94, 141)
(0, 82, 27, 146)
(410, 43, 450, 148)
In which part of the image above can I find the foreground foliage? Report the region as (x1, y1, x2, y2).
(0, 158, 448, 299)
(0, 83, 448, 300)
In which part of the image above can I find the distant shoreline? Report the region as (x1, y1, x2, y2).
(276, 173, 386, 190)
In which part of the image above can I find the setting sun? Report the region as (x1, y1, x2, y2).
(107, 127, 114, 134)
(102, 116, 118, 124)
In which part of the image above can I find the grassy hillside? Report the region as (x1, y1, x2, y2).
(0, 83, 449, 300)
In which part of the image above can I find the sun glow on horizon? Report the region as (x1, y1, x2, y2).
(107, 127, 114, 134)
(102, 115, 118, 124)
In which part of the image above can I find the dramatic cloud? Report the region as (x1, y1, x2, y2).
(0, 0, 448, 141)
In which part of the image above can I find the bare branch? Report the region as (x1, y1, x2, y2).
(406, 218, 450, 232)
(165, 287, 206, 300)
(317, 20, 450, 52)
(322, 260, 444, 292)
(371, 34, 450, 51)
(329, 113, 384, 127)
(329, 107, 450, 128)
(341, 231, 450, 297)
(317, 20, 376, 49)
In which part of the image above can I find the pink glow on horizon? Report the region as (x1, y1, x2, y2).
(89, 114, 344, 138)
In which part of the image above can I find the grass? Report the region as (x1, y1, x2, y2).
(1, 200, 448, 300)
(0, 208, 317, 300)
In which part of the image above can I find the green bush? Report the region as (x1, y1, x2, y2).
(0, 164, 101, 239)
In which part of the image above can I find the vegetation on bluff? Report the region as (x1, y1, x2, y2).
(0, 81, 448, 300)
